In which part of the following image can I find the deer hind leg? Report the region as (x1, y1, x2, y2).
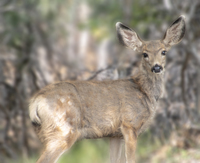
(37, 132, 79, 163)
(36, 108, 81, 163)
(36, 125, 80, 163)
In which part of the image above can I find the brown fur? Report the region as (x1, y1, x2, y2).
(29, 16, 185, 163)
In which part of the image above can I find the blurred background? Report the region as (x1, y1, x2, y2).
(0, 0, 200, 163)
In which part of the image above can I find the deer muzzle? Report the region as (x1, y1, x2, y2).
(151, 64, 163, 73)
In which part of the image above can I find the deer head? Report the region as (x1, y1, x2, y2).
(116, 15, 186, 74)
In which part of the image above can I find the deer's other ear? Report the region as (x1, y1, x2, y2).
(116, 22, 143, 52)
(163, 15, 186, 47)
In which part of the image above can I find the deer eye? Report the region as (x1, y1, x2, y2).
(143, 53, 148, 58)
(161, 51, 167, 55)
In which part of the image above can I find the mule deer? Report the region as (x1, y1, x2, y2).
(29, 15, 185, 163)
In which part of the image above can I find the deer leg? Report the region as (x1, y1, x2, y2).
(121, 125, 137, 163)
(110, 138, 126, 163)
(36, 144, 66, 163)
(36, 131, 80, 163)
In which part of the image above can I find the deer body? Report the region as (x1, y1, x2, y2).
(29, 16, 185, 163)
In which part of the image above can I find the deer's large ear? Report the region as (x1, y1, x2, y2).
(116, 22, 143, 52)
(162, 15, 186, 47)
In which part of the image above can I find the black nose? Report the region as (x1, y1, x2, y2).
(151, 64, 163, 73)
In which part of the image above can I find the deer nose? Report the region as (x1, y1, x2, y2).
(151, 64, 163, 73)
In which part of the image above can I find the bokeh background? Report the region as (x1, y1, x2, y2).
(0, 0, 200, 163)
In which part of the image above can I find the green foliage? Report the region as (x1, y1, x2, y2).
(2, 10, 32, 50)
(85, 0, 168, 41)
(36, 0, 66, 18)
(0, 0, 66, 52)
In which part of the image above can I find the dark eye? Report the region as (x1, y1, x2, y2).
(161, 51, 167, 55)
(143, 53, 148, 58)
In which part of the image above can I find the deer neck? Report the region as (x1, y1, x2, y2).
(133, 64, 164, 102)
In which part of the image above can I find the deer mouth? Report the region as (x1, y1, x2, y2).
(151, 64, 163, 74)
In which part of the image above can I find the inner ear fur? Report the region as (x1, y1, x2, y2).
(116, 22, 143, 51)
(162, 15, 186, 47)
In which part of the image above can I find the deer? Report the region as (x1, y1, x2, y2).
(29, 15, 185, 163)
